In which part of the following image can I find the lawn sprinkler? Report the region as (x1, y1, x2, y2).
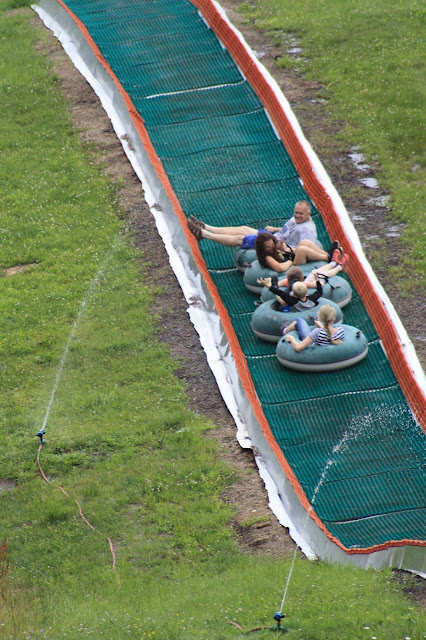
(36, 429, 45, 445)
(272, 612, 287, 633)
(227, 611, 288, 634)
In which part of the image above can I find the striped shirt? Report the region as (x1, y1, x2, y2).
(308, 326, 345, 345)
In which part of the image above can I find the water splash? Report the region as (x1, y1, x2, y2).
(342, 403, 424, 468)
(278, 445, 341, 613)
(40, 237, 119, 434)
(278, 401, 422, 612)
(309, 433, 353, 506)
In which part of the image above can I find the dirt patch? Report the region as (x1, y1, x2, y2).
(3, 263, 38, 277)
(392, 570, 426, 609)
(0, 479, 18, 493)
(30, 7, 424, 596)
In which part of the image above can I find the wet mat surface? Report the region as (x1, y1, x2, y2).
(63, 0, 426, 550)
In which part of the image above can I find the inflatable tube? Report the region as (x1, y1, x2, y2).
(251, 298, 343, 343)
(243, 259, 327, 294)
(260, 275, 352, 308)
(276, 324, 368, 371)
(234, 241, 324, 272)
(233, 246, 257, 272)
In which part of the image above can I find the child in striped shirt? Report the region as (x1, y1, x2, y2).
(284, 305, 345, 352)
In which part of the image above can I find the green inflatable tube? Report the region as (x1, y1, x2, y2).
(243, 259, 328, 294)
(251, 298, 343, 343)
(275, 325, 368, 371)
(260, 275, 352, 308)
(234, 241, 323, 272)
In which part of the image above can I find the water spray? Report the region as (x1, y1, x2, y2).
(33, 239, 121, 583)
(227, 447, 345, 635)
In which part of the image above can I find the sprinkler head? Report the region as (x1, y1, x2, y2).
(242, 612, 288, 634)
(36, 429, 45, 444)
(272, 612, 287, 633)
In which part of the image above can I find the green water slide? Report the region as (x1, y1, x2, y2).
(37, 0, 425, 567)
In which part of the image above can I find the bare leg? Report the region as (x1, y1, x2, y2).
(306, 261, 342, 283)
(199, 228, 246, 246)
(202, 223, 259, 236)
(317, 263, 342, 278)
(293, 245, 328, 265)
(297, 239, 321, 248)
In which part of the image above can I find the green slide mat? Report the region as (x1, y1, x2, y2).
(61, 0, 426, 552)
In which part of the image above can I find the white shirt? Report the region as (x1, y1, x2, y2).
(274, 216, 317, 247)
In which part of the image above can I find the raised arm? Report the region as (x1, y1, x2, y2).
(307, 277, 323, 303)
(268, 285, 295, 305)
(257, 277, 295, 305)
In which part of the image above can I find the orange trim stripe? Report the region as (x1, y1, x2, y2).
(53, 0, 425, 554)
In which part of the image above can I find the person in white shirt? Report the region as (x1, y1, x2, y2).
(187, 200, 339, 265)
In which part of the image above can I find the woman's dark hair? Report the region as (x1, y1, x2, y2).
(255, 232, 282, 268)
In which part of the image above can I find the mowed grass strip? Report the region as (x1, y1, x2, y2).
(238, 0, 425, 288)
(0, 4, 425, 639)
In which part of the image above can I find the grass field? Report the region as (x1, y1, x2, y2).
(238, 0, 425, 289)
(0, 1, 425, 639)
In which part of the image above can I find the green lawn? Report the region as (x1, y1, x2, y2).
(0, 2, 425, 639)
